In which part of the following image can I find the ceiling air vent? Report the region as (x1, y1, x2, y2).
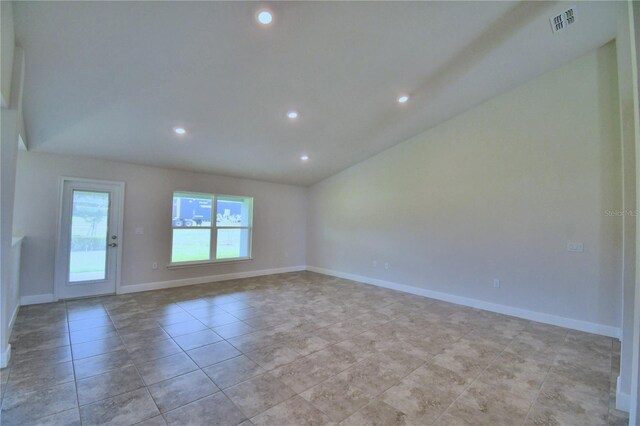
(550, 6, 577, 33)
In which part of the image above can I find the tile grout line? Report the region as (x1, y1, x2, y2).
(117, 299, 192, 425)
(338, 354, 433, 424)
(64, 300, 83, 426)
(266, 318, 428, 423)
(211, 314, 401, 423)
(141, 297, 255, 424)
(2, 294, 478, 424)
(605, 338, 614, 426)
(8, 273, 623, 426)
(2, 282, 287, 424)
(15, 290, 377, 423)
(428, 327, 531, 425)
(101, 299, 163, 424)
(159, 295, 259, 425)
(520, 330, 568, 426)
(331, 317, 472, 424)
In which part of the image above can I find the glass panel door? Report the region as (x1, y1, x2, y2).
(56, 179, 123, 300)
(69, 190, 110, 283)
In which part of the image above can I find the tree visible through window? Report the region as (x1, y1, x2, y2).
(171, 192, 253, 264)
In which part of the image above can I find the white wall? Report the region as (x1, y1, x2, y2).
(629, 0, 640, 422)
(1, 111, 20, 366)
(1, 0, 20, 367)
(1, 1, 15, 108)
(13, 152, 307, 298)
(616, 0, 640, 412)
(10, 41, 626, 338)
(308, 42, 623, 334)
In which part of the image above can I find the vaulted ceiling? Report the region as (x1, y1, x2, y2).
(14, 1, 618, 186)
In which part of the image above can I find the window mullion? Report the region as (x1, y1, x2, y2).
(172, 191, 252, 264)
(211, 195, 217, 261)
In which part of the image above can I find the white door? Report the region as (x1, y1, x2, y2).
(56, 178, 124, 299)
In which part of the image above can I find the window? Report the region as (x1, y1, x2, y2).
(171, 192, 253, 265)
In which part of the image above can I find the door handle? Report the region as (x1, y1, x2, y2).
(108, 243, 117, 247)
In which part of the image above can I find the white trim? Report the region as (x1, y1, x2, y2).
(167, 257, 253, 269)
(54, 176, 125, 301)
(118, 265, 306, 294)
(306, 266, 621, 338)
(0, 343, 10, 368)
(171, 192, 254, 267)
(11, 236, 24, 247)
(0, 305, 19, 368)
(20, 294, 55, 305)
(8, 302, 19, 335)
(617, 375, 631, 412)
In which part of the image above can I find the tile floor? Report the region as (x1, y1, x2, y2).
(0, 271, 629, 425)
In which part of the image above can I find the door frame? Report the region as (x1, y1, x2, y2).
(54, 176, 125, 301)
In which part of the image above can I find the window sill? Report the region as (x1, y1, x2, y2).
(166, 257, 253, 269)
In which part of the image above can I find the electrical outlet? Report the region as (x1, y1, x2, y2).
(567, 242, 584, 252)
(152, 262, 158, 270)
(384, 263, 390, 270)
(373, 260, 378, 267)
(135, 227, 144, 235)
(493, 279, 501, 288)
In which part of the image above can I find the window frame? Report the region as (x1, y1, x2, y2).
(168, 191, 253, 268)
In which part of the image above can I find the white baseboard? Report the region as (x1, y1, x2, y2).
(1, 303, 20, 368)
(20, 293, 55, 305)
(19, 266, 307, 301)
(306, 266, 621, 338)
(118, 265, 307, 295)
(8, 303, 19, 334)
(17, 266, 620, 339)
(0, 343, 10, 368)
(617, 375, 631, 412)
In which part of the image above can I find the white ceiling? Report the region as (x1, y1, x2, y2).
(14, 1, 618, 186)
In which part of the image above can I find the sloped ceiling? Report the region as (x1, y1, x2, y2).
(14, 1, 618, 186)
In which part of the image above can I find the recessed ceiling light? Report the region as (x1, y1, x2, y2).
(257, 10, 273, 25)
(287, 111, 299, 119)
(397, 95, 410, 104)
(300, 155, 309, 161)
(173, 127, 186, 135)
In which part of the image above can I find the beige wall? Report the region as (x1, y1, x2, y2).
(616, 0, 640, 410)
(629, 0, 640, 421)
(308, 42, 623, 330)
(13, 152, 307, 297)
(1, 1, 19, 366)
(1, 1, 15, 107)
(12, 42, 625, 336)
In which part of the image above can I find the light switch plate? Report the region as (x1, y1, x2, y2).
(567, 242, 584, 252)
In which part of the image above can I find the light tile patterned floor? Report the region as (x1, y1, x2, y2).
(0, 271, 629, 425)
